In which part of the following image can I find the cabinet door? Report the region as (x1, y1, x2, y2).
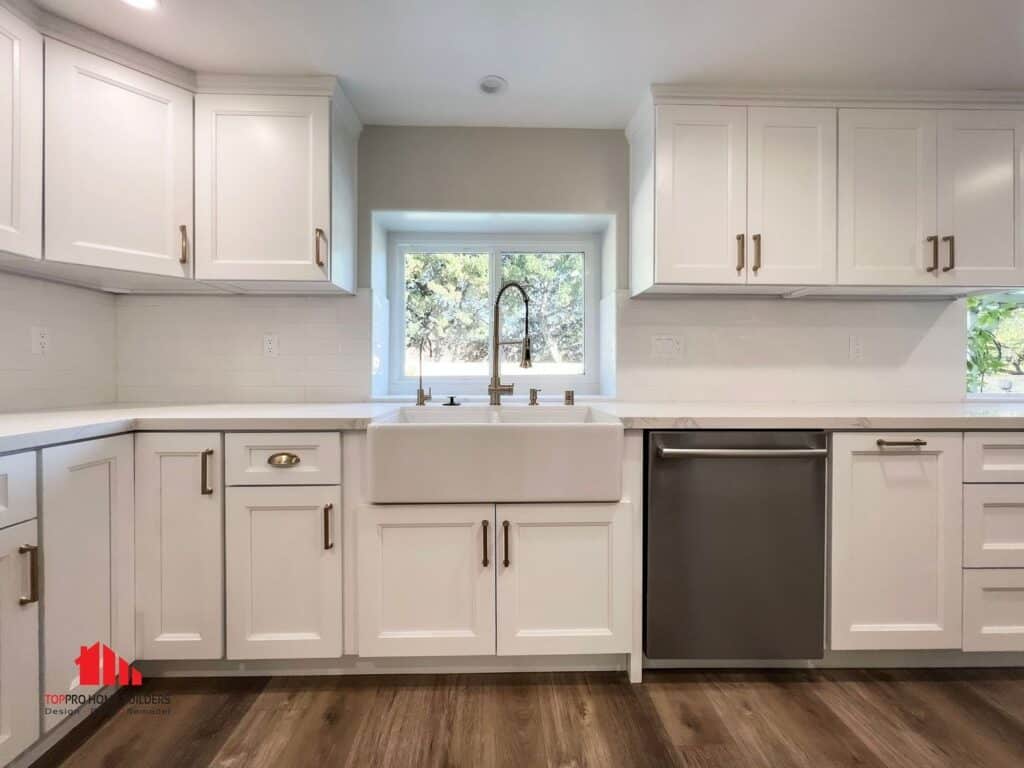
(830, 433, 962, 650)
(938, 109, 1024, 286)
(195, 94, 330, 281)
(226, 485, 341, 659)
(135, 434, 222, 660)
(0, 6, 41, 260)
(42, 434, 134, 732)
(654, 104, 746, 284)
(838, 109, 938, 285)
(357, 504, 495, 657)
(0, 451, 36, 529)
(963, 569, 1024, 652)
(44, 40, 192, 278)
(748, 107, 836, 285)
(496, 503, 630, 656)
(0, 520, 39, 765)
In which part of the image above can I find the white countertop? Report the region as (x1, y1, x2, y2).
(5, 400, 1024, 453)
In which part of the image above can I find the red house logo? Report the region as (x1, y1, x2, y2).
(75, 643, 143, 687)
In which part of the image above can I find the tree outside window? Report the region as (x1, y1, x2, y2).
(967, 295, 1024, 394)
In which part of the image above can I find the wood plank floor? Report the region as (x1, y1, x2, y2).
(35, 669, 1024, 768)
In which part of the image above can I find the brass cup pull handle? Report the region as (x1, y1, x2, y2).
(19, 544, 39, 605)
(267, 452, 301, 467)
(877, 438, 927, 448)
(179, 224, 188, 264)
(736, 233, 745, 274)
(926, 235, 939, 272)
(323, 504, 334, 550)
(942, 235, 955, 272)
(200, 449, 214, 496)
(502, 520, 510, 567)
(314, 227, 327, 268)
(481, 520, 490, 567)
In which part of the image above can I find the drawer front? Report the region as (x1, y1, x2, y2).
(965, 485, 1024, 567)
(965, 433, 1024, 482)
(963, 569, 1024, 652)
(225, 433, 340, 486)
(0, 451, 37, 529)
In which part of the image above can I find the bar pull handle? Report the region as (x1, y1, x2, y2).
(926, 235, 939, 272)
(502, 520, 510, 567)
(942, 235, 955, 272)
(323, 503, 334, 550)
(179, 225, 188, 265)
(200, 449, 214, 495)
(481, 520, 490, 567)
(315, 227, 327, 267)
(19, 544, 39, 605)
(658, 447, 828, 458)
(752, 233, 762, 274)
(876, 439, 927, 448)
(736, 233, 745, 274)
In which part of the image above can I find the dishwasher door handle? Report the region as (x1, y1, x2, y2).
(658, 447, 828, 458)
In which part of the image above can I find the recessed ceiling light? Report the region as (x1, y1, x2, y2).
(479, 75, 508, 95)
(121, 0, 159, 9)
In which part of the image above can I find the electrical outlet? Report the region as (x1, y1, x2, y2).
(848, 334, 864, 362)
(651, 334, 683, 360)
(31, 326, 49, 355)
(263, 333, 279, 357)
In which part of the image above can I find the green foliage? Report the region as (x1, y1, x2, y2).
(966, 296, 1024, 393)
(501, 253, 584, 367)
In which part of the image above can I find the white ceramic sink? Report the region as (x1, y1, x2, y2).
(366, 405, 623, 503)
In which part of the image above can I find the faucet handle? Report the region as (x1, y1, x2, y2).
(529, 388, 541, 406)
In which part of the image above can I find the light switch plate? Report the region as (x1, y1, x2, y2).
(651, 334, 683, 360)
(848, 334, 864, 362)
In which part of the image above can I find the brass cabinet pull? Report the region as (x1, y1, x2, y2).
(481, 520, 490, 567)
(179, 224, 188, 264)
(19, 544, 39, 605)
(752, 233, 762, 274)
(267, 452, 301, 467)
(876, 438, 927, 448)
(323, 503, 334, 550)
(502, 520, 510, 567)
(735, 233, 745, 274)
(314, 227, 327, 267)
(200, 449, 214, 495)
(942, 235, 955, 272)
(926, 235, 939, 272)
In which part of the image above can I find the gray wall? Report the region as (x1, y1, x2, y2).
(357, 126, 629, 291)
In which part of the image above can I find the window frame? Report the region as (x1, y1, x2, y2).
(388, 231, 600, 397)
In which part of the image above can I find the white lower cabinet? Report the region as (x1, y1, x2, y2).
(830, 433, 963, 650)
(357, 504, 495, 657)
(0, 520, 39, 766)
(226, 485, 342, 659)
(135, 434, 223, 660)
(496, 503, 631, 655)
(963, 569, 1024, 652)
(42, 434, 134, 732)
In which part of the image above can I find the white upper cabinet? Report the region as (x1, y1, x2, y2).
(838, 109, 938, 286)
(0, 6, 41, 261)
(654, 104, 747, 285)
(937, 109, 1024, 286)
(747, 107, 836, 285)
(44, 40, 193, 279)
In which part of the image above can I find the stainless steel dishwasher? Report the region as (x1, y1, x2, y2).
(646, 431, 827, 660)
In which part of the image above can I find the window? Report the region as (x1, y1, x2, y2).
(967, 294, 1024, 395)
(389, 234, 598, 395)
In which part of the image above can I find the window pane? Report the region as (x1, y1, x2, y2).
(404, 252, 490, 377)
(501, 252, 585, 376)
(967, 295, 1024, 394)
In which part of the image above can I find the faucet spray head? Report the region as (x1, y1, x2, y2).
(521, 336, 532, 369)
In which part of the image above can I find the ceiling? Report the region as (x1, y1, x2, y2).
(35, 0, 1024, 129)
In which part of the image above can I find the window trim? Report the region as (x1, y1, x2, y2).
(387, 231, 600, 397)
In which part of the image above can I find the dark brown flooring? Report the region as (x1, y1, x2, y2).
(35, 668, 1024, 768)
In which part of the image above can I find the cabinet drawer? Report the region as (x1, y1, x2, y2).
(0, 452, 36, 529)
(964, 569, 1024, 652)
(225, 433, 340, 486)
(964, 485, 1024, 567)
(965, 433, 1024, 482)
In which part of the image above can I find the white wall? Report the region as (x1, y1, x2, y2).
(116, 293, 371, 403)
(0, 272, 116, 410)
(616, 293, 967, 402)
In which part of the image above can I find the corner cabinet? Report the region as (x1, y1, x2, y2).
(194, 83, 360, 291)
(830, 433, 963, 651)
